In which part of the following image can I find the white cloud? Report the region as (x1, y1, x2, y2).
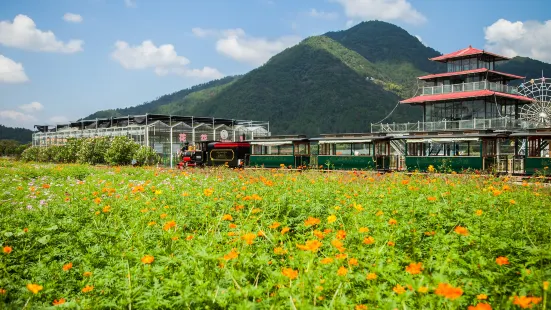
(308, 9, 339, 20)
(484, 19, 551, 63)
(0, 14, 83, 53)
(0, 54, 29, 83)
(0, 110, 36, 122)
(19, 102, 43, 113)
(193, 27, 301, 66)
(63, 13, 83, 23)
(124, 0, 136, 8)
(334, 0, 426, 25)
(111, 40, 223, 79)
(49, 116, 69, 123)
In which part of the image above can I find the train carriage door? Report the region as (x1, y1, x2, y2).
(374, 139, 391, 170)
(293, 141, 311, 168)
(482, 138, 497, 171)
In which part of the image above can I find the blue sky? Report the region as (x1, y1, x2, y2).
(0, 0, 550, 129)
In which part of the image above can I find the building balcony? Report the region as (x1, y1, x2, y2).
(422, 80, 518, 96)
(371, 117, 547, 133)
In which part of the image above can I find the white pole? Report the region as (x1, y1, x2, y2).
(170, 127, 173, 169)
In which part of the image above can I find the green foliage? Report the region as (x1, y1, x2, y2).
(0, 140, 30, 158)
(21, 146, 40, 162)
(134, 145, 160, 166)
(104, 136, 139, 165)
(76, 137, 111, 165)
(0, 124, 33, 143)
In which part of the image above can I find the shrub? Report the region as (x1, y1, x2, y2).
(21, 146, 39, 162)
(104, 136, 139, 165)
(134, 145, 160, 166)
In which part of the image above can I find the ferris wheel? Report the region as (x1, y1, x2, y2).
(518, 77, 551, 126)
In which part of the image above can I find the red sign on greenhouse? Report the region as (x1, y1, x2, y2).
(179, 133, 187, 142)
(200, 134, 208, 141)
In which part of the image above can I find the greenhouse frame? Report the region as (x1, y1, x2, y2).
(33, 114, 270, 167)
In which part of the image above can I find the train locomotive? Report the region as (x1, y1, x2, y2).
(177, 141, 251, 169)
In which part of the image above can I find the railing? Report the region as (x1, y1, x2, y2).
(422, 80, 518, 96)
(371, 117, 549, 133)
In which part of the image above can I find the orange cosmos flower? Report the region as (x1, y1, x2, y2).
(81, 285, 94, 293)
(160, 213, 168, 219)
(274, 247, 287, 255)
(282, 267, 298, 280)
(102, 205, 111, 213)
(0, 288, 6, 295)
(313, 230, 324, 239)
(241, 233, 257, 245)
(477, 294, 488, 300)
(335, 253, 348, 260)
(222, 214, 233, 221)
(388, 218, 398, 225)
(26, 283, 43, 294)
(454, 226, 469, 236)
(62, 262, 73, 271)
(405, 262, 423, 275)
(335, 230, 346, 240)
(475, 209, 483, 216)
(375, 210, 384, 216)
(223, 249, 239, 261)
(269, 222, 280, 229)
(363, 236, 375, 245)
(297, 240, 322, 252)
(3, 246, 12, 254)
(495, 256, 510, 266)
(337, 266, 348, 276)
(141, 255, 154, 264)
(427, 196, 437, 202)
(320, 257, 333, 264)
(358, 227, 369, 233)
(366, 273, 377, 280)
(393, 284, 406, 295)
(348, 258, 359, 266)
(387, 241, 395, 246)
(434, 283, 463, 299)
(83, 272, 92, 277)
(163, 220, 176, 231)
(93, 197, 101, 204)
(186, 235, 193, 241)
(53, 298, 66, 306)
(280, 227, 290, 235)
(304, 217, 321, 226)
(42, 184, 50, 189)
(512, 296, 542, 308)
(355, 305, 368, 310)
(468, 303, 492, 310)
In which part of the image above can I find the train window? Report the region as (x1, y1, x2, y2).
(407, 142, 424, 156)
(279, 145, 293, 155)
(353, 143, 372, 156)
(528, 138, 550, 157)
(210, 149, 234, 161)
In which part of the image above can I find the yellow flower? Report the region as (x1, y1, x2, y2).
(327, 214, 337, 224)
(475, 209, 483, 216)
(26, 283, 43, 294)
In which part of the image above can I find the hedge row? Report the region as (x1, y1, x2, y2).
(21, 136, 159, 166)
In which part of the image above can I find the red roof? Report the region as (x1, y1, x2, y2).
(418, 68, 524, 80)
(400, 90, 534, 104)
(430, 46, 510, 62)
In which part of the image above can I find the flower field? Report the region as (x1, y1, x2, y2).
(1, 160, 550, 309)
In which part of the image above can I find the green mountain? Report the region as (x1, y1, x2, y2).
(497, 56, 551, 84)
(86, 21, 551, 136)
(85, 76, 239, 119)
(0, 124, 33, 143)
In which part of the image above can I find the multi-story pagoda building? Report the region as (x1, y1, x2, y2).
(401, 45, 533, 127)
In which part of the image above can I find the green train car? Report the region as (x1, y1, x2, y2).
(247, 135, 311, 168)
